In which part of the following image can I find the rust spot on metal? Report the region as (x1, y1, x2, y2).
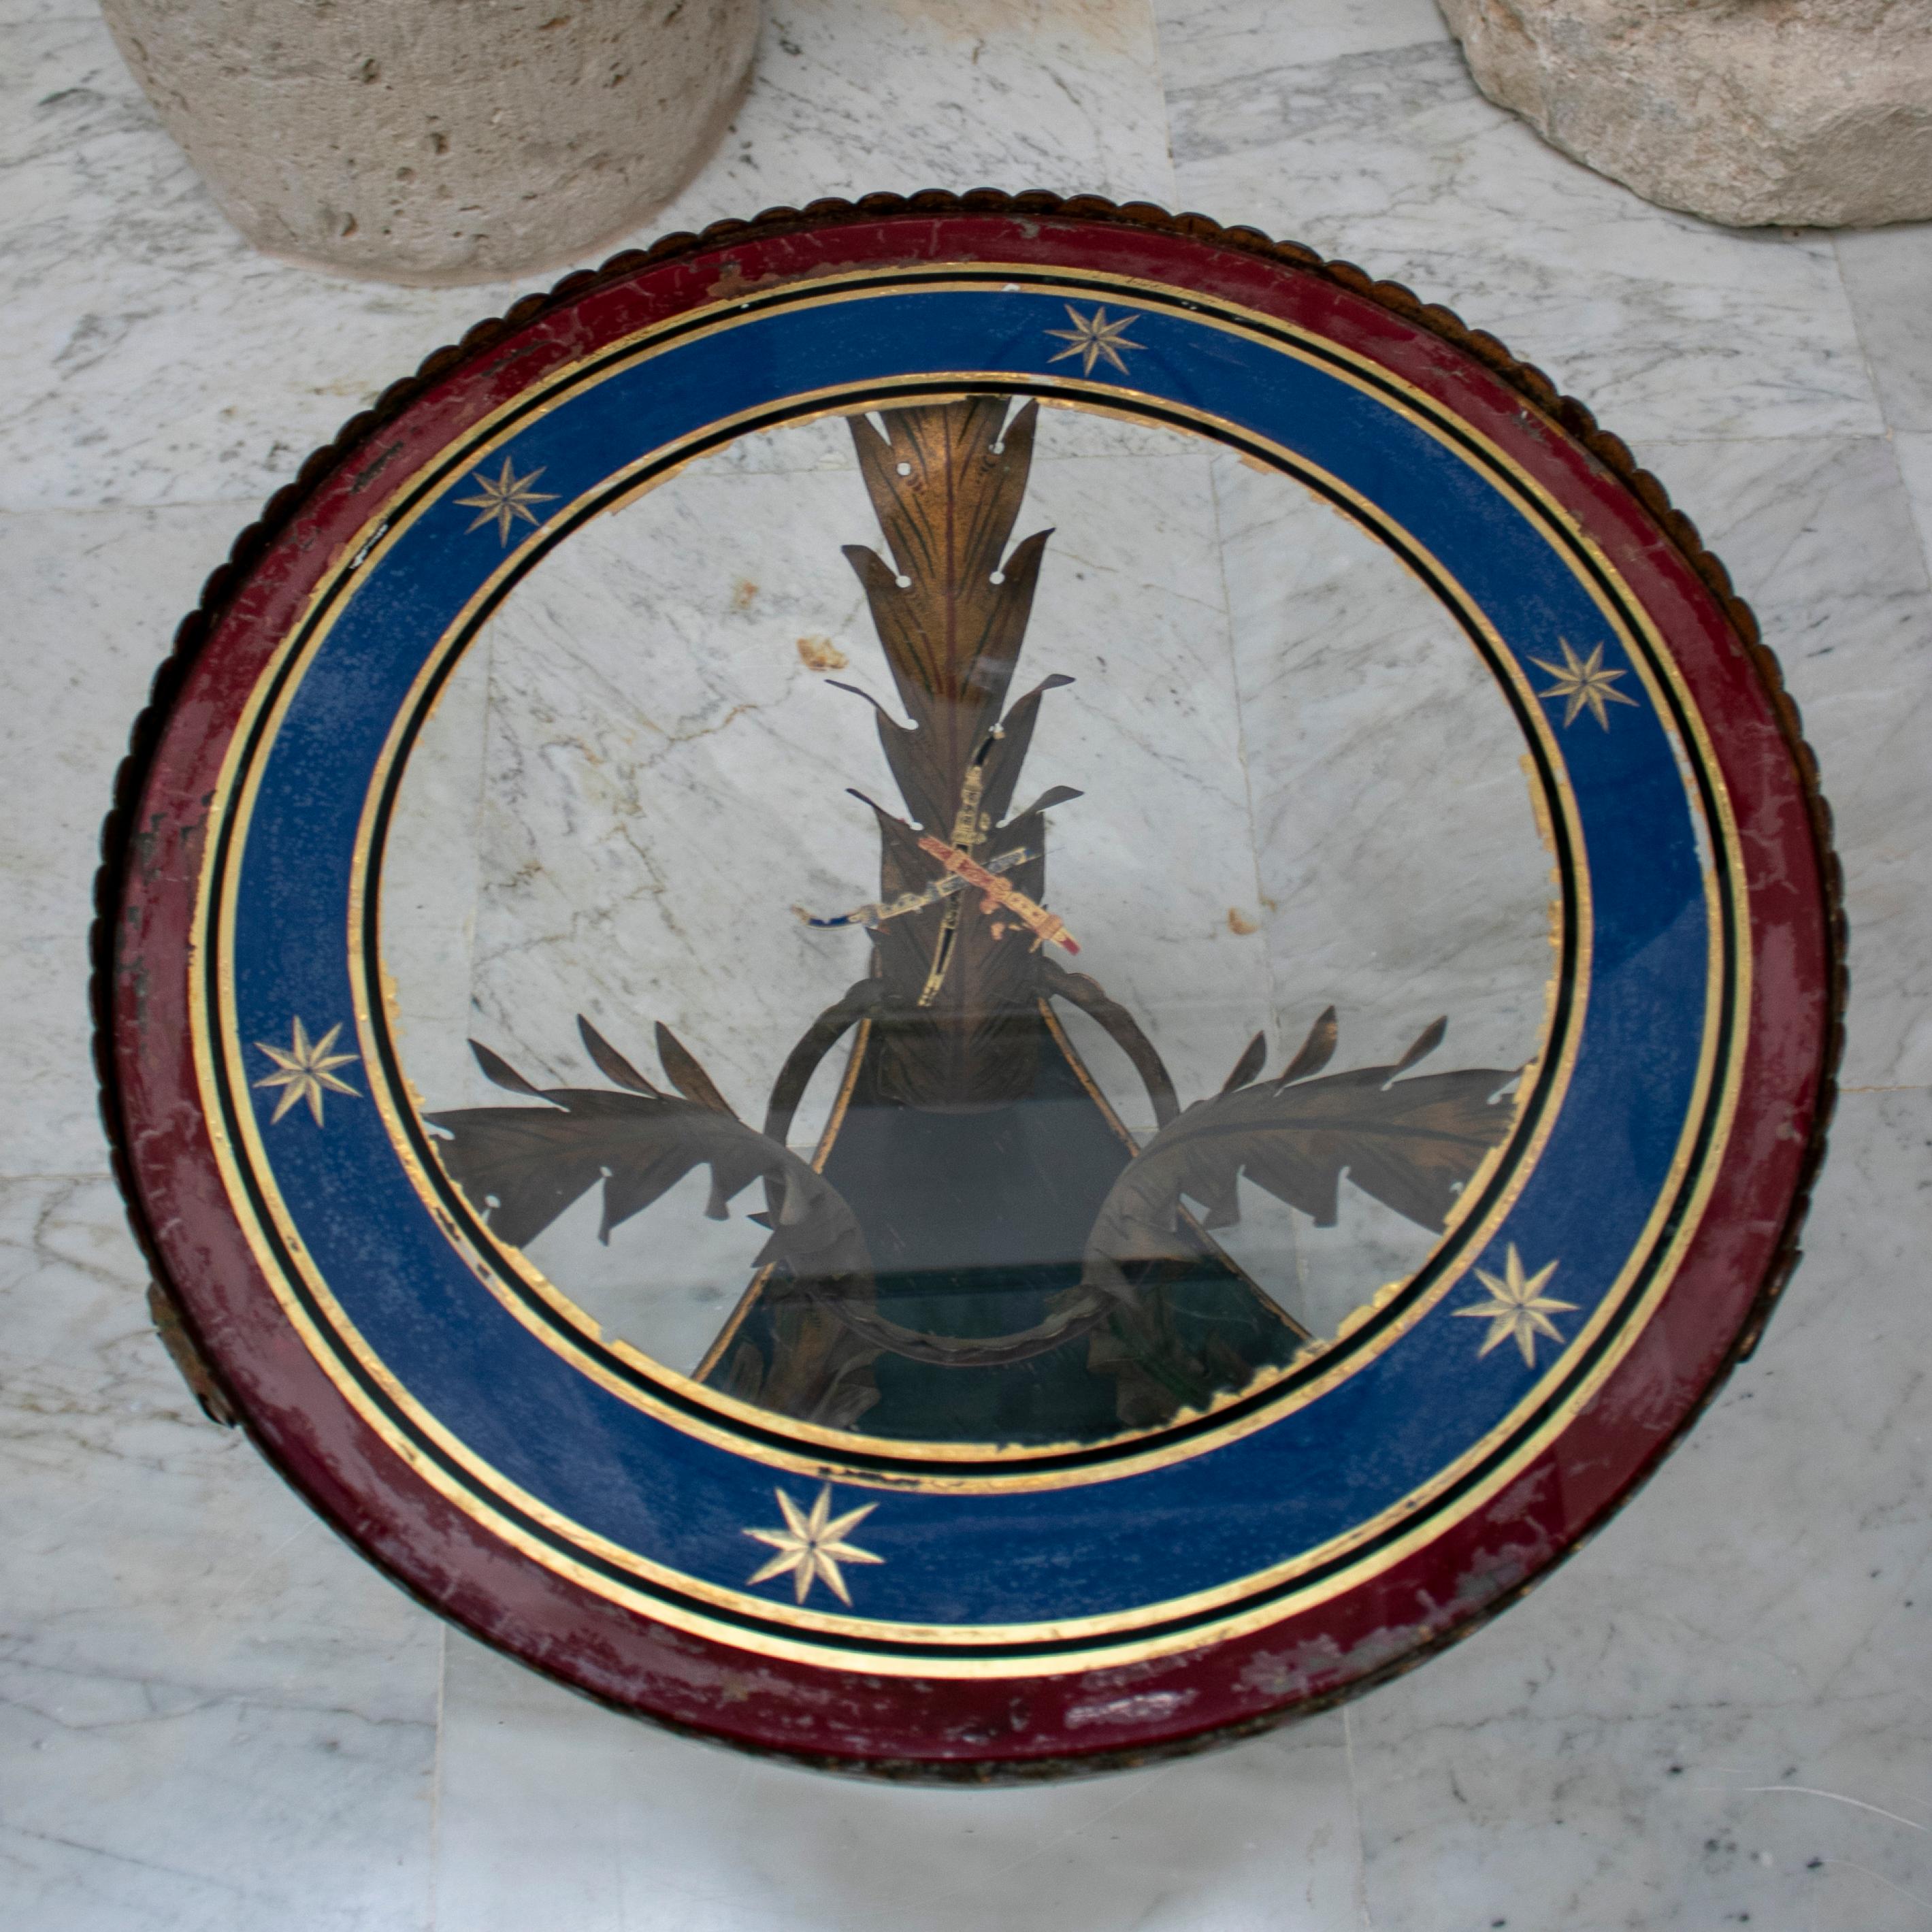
(146, 1282, 238, 1427)
(350, 440, 405, 493)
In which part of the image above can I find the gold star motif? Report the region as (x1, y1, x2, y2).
(252, 1017, 360, 1126)
(1045, 304, 1143, 377)
(1454, 1244, 1577, 1367)
(743, 1484, 884, 1607)
(1530, 637, 1639, 730)
(454, 456, 559, 545)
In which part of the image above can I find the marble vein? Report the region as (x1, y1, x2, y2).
(0, 1, 1175, 514)
(1835, 226, 1932, 435)
(1160, 22, 1881, 445)
(1631, 435, 1932, 1089)
(429, 1631, 1364, 1932)
(0, 1173, 440, 1932)
(0, 502, 250, 1177)
(1346, 1089, 1932, 1931)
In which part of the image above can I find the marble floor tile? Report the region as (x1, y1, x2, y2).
(1628, 436, 1932, 1090)
(1345, 1085, 1932, 1931)
(1895, 430, 1932, 573)
(1156, 0, 1446, 71)
(1836, 225, 1932, 433)
(0, 502, 248, 1177)
(5, 0, 1927, 1916)
(0, 1170, 441, 1932)
(433, 1631, 1364, 1932)
(0, 0, 1175, 515)
(1158, 5, 1881, 446)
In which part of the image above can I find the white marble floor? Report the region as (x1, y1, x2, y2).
(1, 1, 1926, 1926)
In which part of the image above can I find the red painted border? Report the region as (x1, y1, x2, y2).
(97, 197, 1839, 1779)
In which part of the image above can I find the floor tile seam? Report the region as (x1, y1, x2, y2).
(1341, 1701, 1375, 1930)
(1143, 0, 1200, 190)
(0, 425, 1897, 531)
(426, 1622, 446, 1932)
(0, 448, 1234, 527)
(1627, 431, 1901, 449)
(1154, 28, 1454, 100)
(1829, 231, 1916, 440)
(1873, 431, 1932, 592)
(0, 492, 304, 522)
(1202, 450, 1286, 1098)
(1626, 428, 1925, 570)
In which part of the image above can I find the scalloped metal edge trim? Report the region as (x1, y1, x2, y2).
(88, 187, 1847, 1784)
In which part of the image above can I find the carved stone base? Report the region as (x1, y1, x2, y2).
(1441, 0, 1932, 228)
(101, 0, 761, 284)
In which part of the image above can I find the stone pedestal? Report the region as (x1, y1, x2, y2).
(100, 0, 761, 284)
(1441, 0, 1932, 228)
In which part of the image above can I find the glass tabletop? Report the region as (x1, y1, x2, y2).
(382, 393, 1548, 1450)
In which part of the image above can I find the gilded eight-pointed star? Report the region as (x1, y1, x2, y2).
(253, 1017, 360, 1126)
(1045, 304, 1143, 377)
(1454, 1244, 1577, 1367)
(744, 1484, 884, 1607)
(1531, 637, 1639, 730)
(455, 457, 559, 545)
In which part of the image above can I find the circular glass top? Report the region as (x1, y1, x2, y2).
(384, 395, 1552, 1447)
(104, 200, 1835, 1775)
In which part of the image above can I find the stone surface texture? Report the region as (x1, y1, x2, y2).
(3, 0, 1929, 1922)
(97, 0, 761, 282)
(1439, 0, 1932, 227)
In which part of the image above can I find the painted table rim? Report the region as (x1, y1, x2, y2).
(91, 189, 1846, 1781)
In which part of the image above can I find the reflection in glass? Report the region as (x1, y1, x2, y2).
(389, 397, 1549, 1445)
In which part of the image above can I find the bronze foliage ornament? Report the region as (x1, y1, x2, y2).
(428, 397, 1518, 1444)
